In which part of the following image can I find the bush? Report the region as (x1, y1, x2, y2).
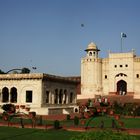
(74, 116, 79, 126)
(54, 120, 60, 129)
(71, 130, 137, 140)
(1, 104, 15, 113)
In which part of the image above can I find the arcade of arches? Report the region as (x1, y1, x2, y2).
(1, 87, 75, 105)
(1, 87, 17, 103)
(45, 89, 75, 104)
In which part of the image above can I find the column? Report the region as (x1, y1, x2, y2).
(49, 91, 51, 104)
(66, 92, 69, 104)
(57, 93, 59, 104)
(51, 92, 54, 104)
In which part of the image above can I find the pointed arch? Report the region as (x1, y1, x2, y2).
(117, 80, 127, 95)
(2, 87, 9, 102)
(10, 87, 17, 103)
(59, 89, 63, 104)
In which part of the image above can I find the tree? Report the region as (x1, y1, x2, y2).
(21, 67, 30, 74)
(0, 69, 5, 74)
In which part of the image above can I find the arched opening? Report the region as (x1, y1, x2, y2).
(117, 80, 127, 95)
(10, 87, 17, 103)
(46, 90, 50, 103)
(59, 89, 63, 104)
(70, 92, 73, 103)
(63, 90, 67, 104)
(89, 52, 92, 56)
(2, 87, 9, 102)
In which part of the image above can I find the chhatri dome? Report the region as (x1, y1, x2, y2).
(85, 42, 100, 51)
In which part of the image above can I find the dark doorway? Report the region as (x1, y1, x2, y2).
(117, 80, 127, 95)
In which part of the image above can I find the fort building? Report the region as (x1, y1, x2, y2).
(0, 73, 80, 115)
(78, 42, 140, 101)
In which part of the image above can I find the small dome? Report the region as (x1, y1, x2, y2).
(85, 42, 100, 51)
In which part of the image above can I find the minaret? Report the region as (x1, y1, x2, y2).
(79, 42, 102, 99)
(85, 42, 100, 58)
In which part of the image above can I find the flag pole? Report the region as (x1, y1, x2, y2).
(121, 32, 123, 53)
(120, 32, 127, 53)
(121, 36, 122, 52)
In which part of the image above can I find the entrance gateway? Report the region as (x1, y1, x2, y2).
(117, 80, 127, 95)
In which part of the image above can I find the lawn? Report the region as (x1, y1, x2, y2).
(0, 126, 140, 140)
(85, 116, 140, 128)
(0, 116, 140, 140)
(0, 126, 80, 140)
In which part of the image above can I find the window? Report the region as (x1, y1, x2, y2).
(120, 65, 123, 67)
(114, 65, 117, 68)
(136, 74, 139, 78)
(125, 64, 128, 67)
(2, 87, 9, 102)
(105, 75, 107, 79)
(26, 91, 32, 103)
(10, 87, 17, 103)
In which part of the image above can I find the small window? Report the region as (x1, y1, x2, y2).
(114, 65, 117, 68)
(120, 65, 123, 67)
(105, 75, 107, 79)
(26, 91, 32, 103)
(125, 64, 128, 67)
(136, 74, 139, 78)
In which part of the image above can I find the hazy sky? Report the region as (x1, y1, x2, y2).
(1, 0, 140, 76)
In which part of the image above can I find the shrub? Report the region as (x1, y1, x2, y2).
(1, 104, 15, 113)
(74, 116, 79, 126)
(54, 120, 60, 129)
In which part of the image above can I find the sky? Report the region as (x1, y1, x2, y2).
(0, 0, 140, 76)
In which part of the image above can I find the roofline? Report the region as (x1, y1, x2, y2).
(0, 73, 80, 83)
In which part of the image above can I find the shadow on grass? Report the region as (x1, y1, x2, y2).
(0, 129, 39, 140)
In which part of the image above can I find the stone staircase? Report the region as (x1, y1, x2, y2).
(107, 92, 140, 104)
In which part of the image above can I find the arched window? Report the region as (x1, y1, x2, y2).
(89, 52, 92, 56)
(70, 92, 73, 103)
(2, 87, 9, 102)
(10, 87, 17, 103)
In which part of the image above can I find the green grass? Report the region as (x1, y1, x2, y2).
(0, 126, 80, 140)
(0, 126, 139, 140)
(84, 116, 140, 129)
(121, 118, 140, 128)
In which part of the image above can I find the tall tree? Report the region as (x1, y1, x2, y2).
(0, 69, 5, 74)
(21, 67, 30, 74)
